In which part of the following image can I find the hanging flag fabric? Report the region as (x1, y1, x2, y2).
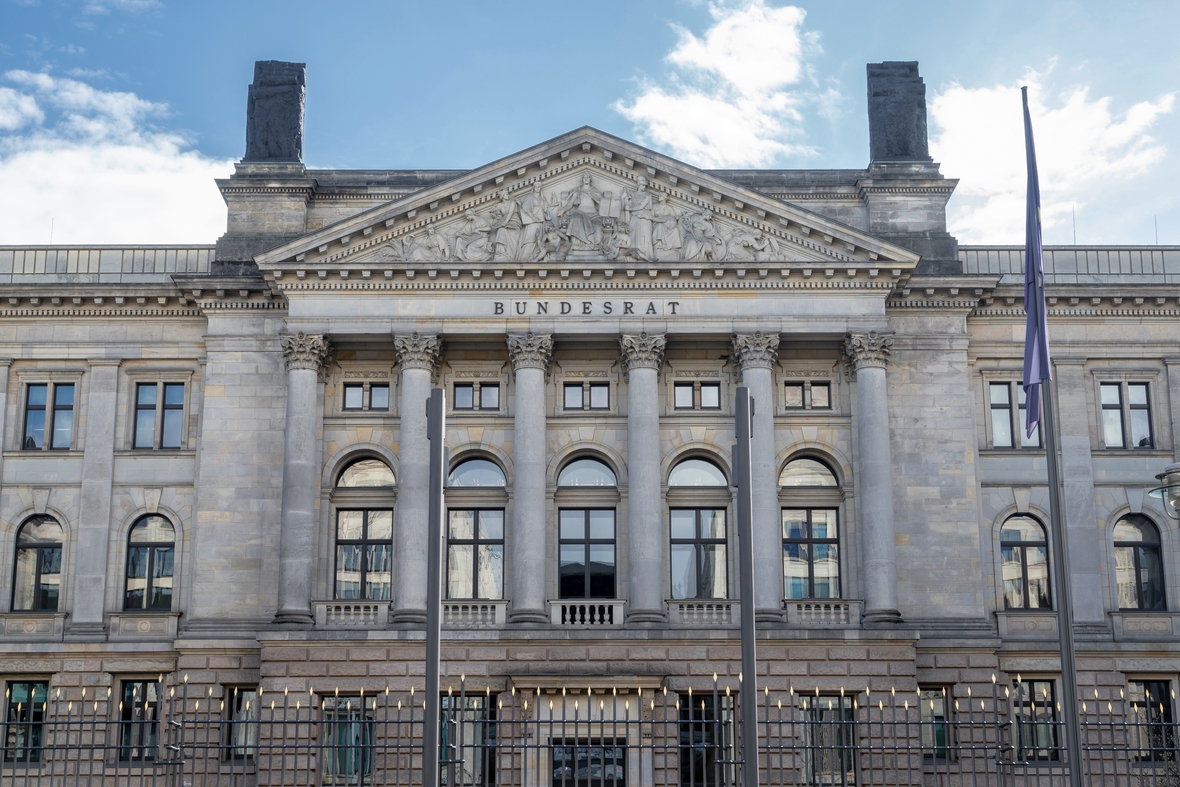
(1022, 86, 1052, 440)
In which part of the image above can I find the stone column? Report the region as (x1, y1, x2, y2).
(843, 332, 902, 623)
(68, 359, 121, 638)
(391, 333, 441, 625)
(732, 332, 784, 622)
(1165, 357, 1180, 462)
(274, 333, 332, 626)
(620, 332, 667, 623)
(507, 332, 553, 624)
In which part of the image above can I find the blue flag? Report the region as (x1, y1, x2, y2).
(1022, 86, 1051, 440)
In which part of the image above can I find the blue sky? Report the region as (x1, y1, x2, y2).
(1, 0, 1177, 246)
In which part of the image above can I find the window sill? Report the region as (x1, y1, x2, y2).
(1111, 611, 1177, 640)
(0, 611, 67, 640)
(996, 610, 1058, 640)
(108, 612, 180, 639)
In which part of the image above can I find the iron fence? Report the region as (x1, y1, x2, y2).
(3, 674, 1180, 785)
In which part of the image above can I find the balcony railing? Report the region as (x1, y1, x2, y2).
(667, 599, 739, 626)
(783, 598, 861, 628)
(442, 600, 507, 628)
(313, 600, 389, 629)
(549, 599, 625, 626)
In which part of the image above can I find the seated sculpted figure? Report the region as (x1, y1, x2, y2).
(453, 209, 493, 262)
(558, 173, 604, 249)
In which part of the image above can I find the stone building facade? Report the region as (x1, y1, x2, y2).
(2, 59, 1180, 778)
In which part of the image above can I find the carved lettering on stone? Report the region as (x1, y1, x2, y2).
(506, 332, 554, 371)
(619, 332, 667, 373)
(843, 331, 894, 370)
(281, 332, 332, 372)
(394, 333, 441, 371)
(732, 332, 780, 370)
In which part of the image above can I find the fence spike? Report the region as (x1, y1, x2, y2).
(82, 687, 87, 698)
(778, 699, 782, 709)
(68, 701, 72, 712)
(271, 700, 275, 710)
(967, 686, 972, 697)
(992, 673, 997, 683)
(738, 672, 743, 683)
(184, 673, 189, 683)
(1016, 673, 1022, 684)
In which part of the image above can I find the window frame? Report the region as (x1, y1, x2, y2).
(782, 507, 841, 600)
(986, 380, 1041, 449)
(678, 692, 735, 787)
(999, 516, 1052, 611)
(673, 380, 724, 412)
(322, 694, 377, 784)
(11, 515, 64, 613)
(1011, 678, 1060, 762)
(563, 381, 610, 411)
(118, 678, 161, 762)
(132, 380, 189, 450)
(333, 509, 394, 601)
(3, 679, 49, 764)
(1114, 515, 1166, 612)
(452, 381, 501, 413)
(783, 379, 834, 412)
(445, 508, 506, 601)
(21, 381, 76, 451)
(919, 685, 954, 761)
(669, 508, 728, 600)
(123, 515, 176, 612)
(223, 686, 259, 762)
(1126, 679, 1177, 763)
(558, 508, 617, 600)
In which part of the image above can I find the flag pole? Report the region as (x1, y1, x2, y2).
(1022, 86, 1084, 784)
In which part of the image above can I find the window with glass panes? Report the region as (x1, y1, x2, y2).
(1012, 679, 1059, 761)
(22, 382, 74, 450)
(12, 515, 63, 612)
(920, 687, 953, 760)
(679, 693, 734, 787)
(124, 515, 175, 611)
(453, 382, 500, 411)
(564, 381, 609, 410)
(784, 380, 831, 410)
(988, 381, 1040, 448)
(224, 687, 258, 761)
(1114, 515, 1165, 611)
(446, 509, 504, 600)
(783, 508, 840, 599)
(1127, 680, 1176, 762)
(441, 694, 497, 787)
(559, 509, 616, 598)
(119, 680, 160, 761)
(4, 680, 48, 763)
(673, 381, 721, 410)
(343, 382, 390, 411)
(670, 509, 727, 599)
(334, 510, 392, 600)
(801, 694, 856, 785)
(1000, 516, 1051, 610)
(134, 382, 185, 449)
(322, 695, 375, 784)
(1101, 382, 1153, 448)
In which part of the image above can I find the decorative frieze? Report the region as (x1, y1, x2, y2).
(506, 332, 554, 371)
(394, 333, 441, 371)
(280, 332, 332, 372)
(731, 331, 780, 369)
(619, 332, 666, 373)
(843, 331, 894, 370)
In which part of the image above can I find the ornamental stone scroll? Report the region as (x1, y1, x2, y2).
(843, 331, 894, 371)
(394, 333, 442, 372)
(619, 332, 667, 375)
(281, 332, 332, 372)
(731, 331, 780, 370)
(506, 332, 554, 372)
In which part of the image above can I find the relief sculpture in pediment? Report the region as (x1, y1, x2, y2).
(367, 170, 795, 264)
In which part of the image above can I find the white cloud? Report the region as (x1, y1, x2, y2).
(0, 70, 233, 244)
(614, 0, 820, 168)
(83, 0, 161, 14)
(930, 68, 1174, 243)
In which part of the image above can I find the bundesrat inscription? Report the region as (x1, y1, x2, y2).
(493, 300, 679, 316)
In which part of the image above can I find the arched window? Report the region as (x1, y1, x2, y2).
(999, 516, 1050, 610)
(125, 515, 175, 611)
(668, 458, 727, 487)
(336, 458, 395, 488)
(779, 458, 838, 487)
(333, 457, 395, 601)
(448, 459, 506, 488)
(558, 458, 617, 487)
(557, 457, 618, 600)
(1114, 515, 1165, 611)
(12, 516, 63, 611)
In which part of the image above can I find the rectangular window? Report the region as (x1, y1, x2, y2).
(454, 383, 475, 410)
(23, 383, 74, 450)
(1128, 383, 1153, 448)
(224, 686, 258, 761)
(370, 384, 390, 411)
(479, 383, 500, 410)
(322, 695, 375, 784)
(784, 381, 832, 411)
(784, 382, 804, 409)
(679, 693, 735, 787)
(1101, 383, 1124, 448)
(783, 508, 840, 599)
(119, 679, 160, 761)
(441, 694, 497, 786)
(134, 382, 186, 449)
(801, 694, 856, 785)
(988, 381, 1040, 448)
(4, 680, 48, 763)
(810, 382, 831, 409)
(1128, 680, 1175, 762)
(920, 687, 953, 759)
(1016, 384, 1040, 447)
(343, 382, 390, 412)
(446, 509, 505, 600)
(335, 510, 393, 600)
(589, 382, 609, 410)
(674, 383, 694, 409)
(343, 384, 365, 410)
(1012, 679, 1059, 761)
(670, 509, 727, 599)
(13, 538, 62, 612)
(700, 382, 721, 409)
(676, 381, 722, 411)
(559, 509, 616, 599)
(1099, 381, 1155, 449)
(134, 383, 157, 448)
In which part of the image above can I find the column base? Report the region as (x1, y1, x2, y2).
(861, 608, 904, 625)
(625, 609, 667, 624)
(272, 611, 314, 628)
(755, 608, 785, 624)
(507, 610, 550, 626)
(390, 609, 427, 625)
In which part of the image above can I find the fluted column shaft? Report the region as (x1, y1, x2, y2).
(507, 333, 553, 624)
(391, 334, 441, 625)
(733, 332, 783, 621)
(621, 333, 667, 622)
(275, 333, 331, 626)
(844, 331, 901, 623)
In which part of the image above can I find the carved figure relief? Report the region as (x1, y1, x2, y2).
(361, 167, 804, 265)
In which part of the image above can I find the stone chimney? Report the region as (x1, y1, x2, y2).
(244, 61, 306, 163)
(867, 62, 931, 163)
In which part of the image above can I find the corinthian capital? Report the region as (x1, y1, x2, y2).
(506, 332, 553, 371)
(281, 332, 332, 372)
(394, 333, 441, 371)
(619, 332, 666, 373)
(843, 331, 894, 371)
(731, 331, 780, 370)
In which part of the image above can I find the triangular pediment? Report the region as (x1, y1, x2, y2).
(255, 127, 919, 269)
